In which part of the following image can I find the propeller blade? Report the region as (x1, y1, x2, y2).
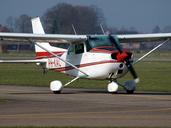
(108, 34, 139, 83)
(125, 59, 139, 82)
(109, 35, 123, 53)
(125, 58, 139, 83)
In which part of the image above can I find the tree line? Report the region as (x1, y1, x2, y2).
(1, 3, 171, 34)
(1, 3, 141, 34)
(0, 3, 171, 51)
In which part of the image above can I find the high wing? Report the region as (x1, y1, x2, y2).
(0, 32, 171, 44)
(0, 32, 87, 43)
(117, 33, 171, 43)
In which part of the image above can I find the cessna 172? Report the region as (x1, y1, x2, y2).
(0, 17, 170, 94)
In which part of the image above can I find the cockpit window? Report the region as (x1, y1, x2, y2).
(68, 44, 75, 54)
(75, 43, 84, 54)
(86, 36, 114, 51)
(68, 43, 84, 55)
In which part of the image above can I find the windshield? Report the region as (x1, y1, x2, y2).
(86, 36, 114, 51)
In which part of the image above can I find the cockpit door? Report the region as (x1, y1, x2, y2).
(66, 43, 86, 64)
(68, 43, 85, 55)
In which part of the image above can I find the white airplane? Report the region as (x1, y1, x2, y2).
(0, 17, 170, 94)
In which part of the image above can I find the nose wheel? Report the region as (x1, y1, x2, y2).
(123, 80, 136, 94)
(107, 80, 136, 94)
(107, 81, 119, 93)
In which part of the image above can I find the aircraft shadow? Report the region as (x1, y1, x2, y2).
(60, 90, 171, 95)
(133, 92, 171, 95)
(8, 89, 171, 95)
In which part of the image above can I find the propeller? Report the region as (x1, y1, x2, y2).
(109, 35, 139, 83)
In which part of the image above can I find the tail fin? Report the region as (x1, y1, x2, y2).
(31, 17, 66, 59)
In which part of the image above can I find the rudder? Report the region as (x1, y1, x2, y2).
(31, 17, 66, 59)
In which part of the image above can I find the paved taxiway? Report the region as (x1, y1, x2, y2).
(0, 85, 171, 127)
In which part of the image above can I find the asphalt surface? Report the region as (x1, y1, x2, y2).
(0, 85, 171, 127)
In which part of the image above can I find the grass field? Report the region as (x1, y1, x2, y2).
(0, 126, 164, 128)
(0, 126, 167, 128)
(1, 50, 171, 60)
(133, 50, 171, 61)
(0, 61, 171, 92)
(0, 51, 171, 91)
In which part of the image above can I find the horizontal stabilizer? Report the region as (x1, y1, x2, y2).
(0, 59, 47, 63)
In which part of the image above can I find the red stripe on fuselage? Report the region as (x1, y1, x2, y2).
(90, 46, 116, 54)
(36, 51, 64, 59)
(54, 60, 116, 72)
(90, 46, 129, 54)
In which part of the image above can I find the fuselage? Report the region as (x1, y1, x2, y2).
(45, 36, 131, 80)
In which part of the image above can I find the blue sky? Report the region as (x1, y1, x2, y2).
(0, 0, 171, 33)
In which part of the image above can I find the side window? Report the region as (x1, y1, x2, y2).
(68, 44, 75, 55)
(75, 43, 84, 54)
(85, 40, 92, 52)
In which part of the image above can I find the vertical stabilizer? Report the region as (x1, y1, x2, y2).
(32, 17, 45, 34)
(31, 17, 66, 59)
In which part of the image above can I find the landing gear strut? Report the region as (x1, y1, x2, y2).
(50, 77, 80, 94)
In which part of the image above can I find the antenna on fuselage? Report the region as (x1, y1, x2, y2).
(100, 24, 105, 35)
(72, 24, 77, 35)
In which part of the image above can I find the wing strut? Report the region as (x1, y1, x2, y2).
(28, 40, 88, 77)
(64, 76, 80, 87)
(134, 39, 170, 64)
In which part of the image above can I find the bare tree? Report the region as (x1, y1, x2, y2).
(6, 16, 16, 32)
(15, 14, 32, 33)
(163, 25, 171, 33)
(13, 14, 32, 52)
(43, 3, 106, 34)
(152, 25, 161, 33)
(0, 24, 10, 32)
(0, 24, 10, 53)
(162, 26, 171, 49)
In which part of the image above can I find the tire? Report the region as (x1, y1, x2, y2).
(53, 91, 61, 94)
(126, 89, 135, 94)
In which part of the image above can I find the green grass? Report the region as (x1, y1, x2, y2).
(0, 63, 107, 89)
(2, 50, 171, 60)
(0, 50, 171, 91)
(0, 51, 35, 57)
(0, 61, 171, 92)
(0, 126, 168, 128)
(133, 50, 171, 60)
(119, 61, 171, 92)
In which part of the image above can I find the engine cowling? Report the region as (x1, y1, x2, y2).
(111, 51, 133, 62)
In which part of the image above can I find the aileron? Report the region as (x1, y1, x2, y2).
(117, 33, 171, 43)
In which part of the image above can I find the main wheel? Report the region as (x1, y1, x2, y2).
(53, 91, 61, 94)
(50, 80, 63, 94)
(124, 80, 136, 94)
(126, 89, 135, 94)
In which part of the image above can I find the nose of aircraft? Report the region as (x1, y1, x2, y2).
(111, 51, 132, 62)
